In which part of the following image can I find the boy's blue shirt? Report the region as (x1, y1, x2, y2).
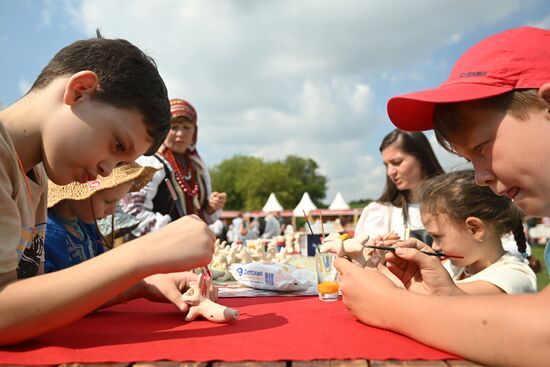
(44, 211, 105, 273)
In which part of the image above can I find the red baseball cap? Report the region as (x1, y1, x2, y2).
(387, 26, 550, 131)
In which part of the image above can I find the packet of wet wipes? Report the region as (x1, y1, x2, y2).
(229, 262, 316, 292)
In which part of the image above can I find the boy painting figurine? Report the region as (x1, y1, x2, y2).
(335, 27, 550, 366)
(0, 32, 215, 345)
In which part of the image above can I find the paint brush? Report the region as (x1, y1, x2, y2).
(165, 178, 213, 291)
(302, 209, 315, 236)
(303, 209, 321, 253)
(363, 244, 464, 259)
(319, 212, 325, 241)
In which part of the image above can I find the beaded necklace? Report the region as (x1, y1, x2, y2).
(164, 149, 199, 197)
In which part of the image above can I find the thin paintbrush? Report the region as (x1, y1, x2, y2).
(165, 178, 211, 295)
(363, 244, 464, 259)
(302, 209, 315, 235)
(303, 209, 321, 253)
(319, 212, 325, 241)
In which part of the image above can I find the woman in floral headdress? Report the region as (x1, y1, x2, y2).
(121, 98, 226, 237)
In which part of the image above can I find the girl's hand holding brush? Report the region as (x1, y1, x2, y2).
(384, 237, 465, 296)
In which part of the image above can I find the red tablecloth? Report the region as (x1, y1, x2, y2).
(0, 296, 457, 364)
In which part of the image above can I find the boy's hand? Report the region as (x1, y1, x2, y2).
(138, 272, 208, 313)
(142, 215, 216, 273)
(101, 271, 201, 311)
(335, 257, 401, 329)
(385, 239, 462, 296)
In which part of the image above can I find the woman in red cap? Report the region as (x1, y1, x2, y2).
(121, 98, 226, 237)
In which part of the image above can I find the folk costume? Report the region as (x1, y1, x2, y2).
(121, 99, 220, 237)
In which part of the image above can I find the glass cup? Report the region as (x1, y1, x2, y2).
(315, 251, 339, 301)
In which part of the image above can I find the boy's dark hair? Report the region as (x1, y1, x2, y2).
(30, 31, 170, 155)
(377, 129, 444, 206)
(419, 169, 528, 255)
(433, 89, 549, 154)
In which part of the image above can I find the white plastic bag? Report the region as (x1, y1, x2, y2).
(229, 262, 315, 292)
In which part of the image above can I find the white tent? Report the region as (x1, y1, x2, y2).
(293, 192, 318, 216)
(262, 192, 284, 212)
(328, 192, 350, 210)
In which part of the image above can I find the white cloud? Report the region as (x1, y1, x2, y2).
(62, 0, 530, 203)
(529, 14, 550, 29)
(39, 0, 54, 27)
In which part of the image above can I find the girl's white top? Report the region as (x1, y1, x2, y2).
(443, 252, 537, 294)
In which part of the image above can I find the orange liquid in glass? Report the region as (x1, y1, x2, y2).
(317, 281, 339, 294)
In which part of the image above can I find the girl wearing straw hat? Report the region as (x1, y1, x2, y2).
(45, 162, 156, 272)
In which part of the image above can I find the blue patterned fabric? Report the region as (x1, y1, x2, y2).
(44, 211, 106, 273)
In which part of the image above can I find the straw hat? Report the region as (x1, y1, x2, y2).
(48, 162, 157, 208)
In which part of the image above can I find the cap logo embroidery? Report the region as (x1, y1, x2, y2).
(459, 71, 487, 78)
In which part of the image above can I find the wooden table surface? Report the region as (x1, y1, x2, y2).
(0, 353, 490, 366)
(8, 360, 487, 367)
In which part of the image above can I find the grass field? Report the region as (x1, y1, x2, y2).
(532, 244, 549, 291)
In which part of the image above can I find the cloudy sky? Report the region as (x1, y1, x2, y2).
(1, 0, 549, 206)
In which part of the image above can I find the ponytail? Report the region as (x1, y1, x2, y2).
(511, 219, 527, 256)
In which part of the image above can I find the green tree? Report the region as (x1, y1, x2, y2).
(284, 155, 327, 207)
(209, 155, 260, 210)
(210, 155, 327, 211)
(348, 199, 372, 209)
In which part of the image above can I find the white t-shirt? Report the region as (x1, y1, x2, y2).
(354, 201, 423, 240)
(443, 252, 537, 294)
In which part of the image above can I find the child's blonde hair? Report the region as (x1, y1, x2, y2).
(419, 170, 527, 255)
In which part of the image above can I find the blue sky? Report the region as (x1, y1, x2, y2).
(1, 0, 549, 205)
